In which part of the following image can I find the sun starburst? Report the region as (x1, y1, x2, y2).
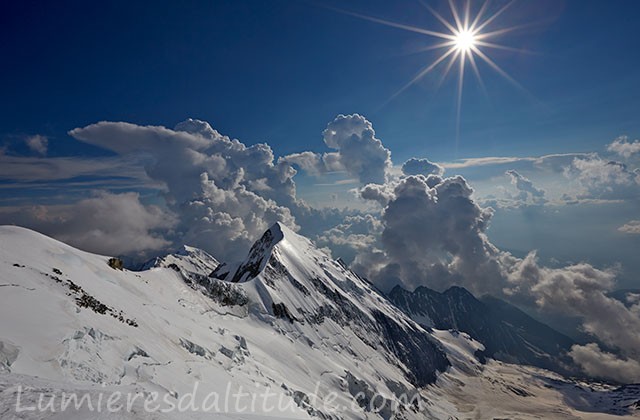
(332, 0, 534, 146)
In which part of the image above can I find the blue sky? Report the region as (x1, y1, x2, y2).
(2, 0, 639, 160)
(1, 0, 639, 288)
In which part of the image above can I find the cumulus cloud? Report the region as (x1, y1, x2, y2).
(506, 170, 545, 198)
(564, 156, 640, 201)
(2, 116, 368, 260)
(358, 182, 395, 206)
(322, 114, 392, 184)
(24, 135, 48, 155)
(281, 114, 393, 186)
(512, 263, 640, 383)
(0, 192, 175, 256)
(68, 118, 306, 261)
(357, 172, 640, 381)
(618, 220, 640, 234)
(354, 174, 506, 294)
(401, 158, 444, 176)
(503, 169, 547, 206)
(608, 136, 640, 159)
(506, 255, 640, 357)
(279, 151, 343, 177)
(71, 120, 290, 205)
(569, 343, 640, 384)
(179, 172, 298, 260)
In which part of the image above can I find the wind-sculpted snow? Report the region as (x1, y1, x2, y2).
(1, 224, 639, 419)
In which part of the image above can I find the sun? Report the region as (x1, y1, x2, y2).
(454, 29, 476, 52)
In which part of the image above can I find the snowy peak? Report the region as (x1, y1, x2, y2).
(141, 244, 220, 277)
(220, 223, 452, 387)
(221, 222, 285, 283)
(221, 222, 316, 283)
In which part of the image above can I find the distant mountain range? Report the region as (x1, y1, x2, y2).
(388, 285, 575, 375)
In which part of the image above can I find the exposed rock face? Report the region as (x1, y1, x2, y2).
(0, 340, 19, 373)
(227, 227, 282, 283)
(107, 257, 124, 270)
(271, 302, 297, 323)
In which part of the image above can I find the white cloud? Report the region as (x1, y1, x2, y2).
(506, 170, 545, 198)
(439, 153, 590, 171)
(68, 118, 306, 262)
(24, 135, 48, 155)
(0, 192, 176, 256)
(502, 169, 547, 207)
(564, 156, 640, 201)
(351, 153, 640, 382)
(608, 136, 640, 159)
(441, 156, 527, 169)
(179, 172, 298, 261)
(359, 182, 395, 206)
(0, 154, 151, 184)
(3, 117, 368, 261)
(569, 343, 640, 384)
(322, 114, 392, 185)
(506, 255, 640, 364)
(280, 151, 343, 176)
(282, 114, 393, 187)
(354, 174, 505, 294)
(618, 220, 640, 234)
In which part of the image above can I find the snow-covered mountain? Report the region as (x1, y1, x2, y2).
(388, 285, 576, 376)
(1, 223, 639, 419)
(214, 223, 450, 387)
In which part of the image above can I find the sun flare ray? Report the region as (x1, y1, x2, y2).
(474, 0, 514, 33)
(387, 47, 458, 103)
(329, 7, 455, 40)
(448, 0, 464, 32)
(470, 0, 490, 30)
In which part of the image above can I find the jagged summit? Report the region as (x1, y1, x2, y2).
(268, 220, 294, 238)
(216, 222, 314, 283)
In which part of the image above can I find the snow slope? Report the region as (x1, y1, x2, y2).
(1, 224, 639, 419)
